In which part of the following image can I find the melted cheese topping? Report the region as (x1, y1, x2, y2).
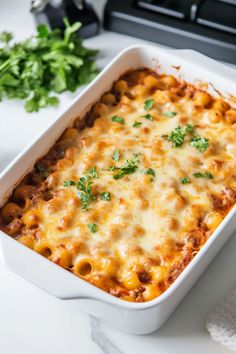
(1, 69, 236, 302)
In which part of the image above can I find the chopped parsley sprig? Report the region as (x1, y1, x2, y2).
(163, 124, 209, 152)
(107, 153, 141, 180)
(63, 167, 98, 210)
(87, 223, 98, 233)
(142, 113, 153, 121)
(193, 171, 213, 179)
(133, 121, 142, 128)
(163, 111, 177, 118)
(162, 124, 194, 148)
(190, 136, 209, 153)
(100, 192, 111, 201)
(112, 149, 120, 162)
(36, 163, 50, 177)
(77, 178, 95, 210)
(144, 99, 154, 111)
(111, 116, 125, 124)
(180, 177, 190, 184)
(143, 168, 155, 177)
(63, 180, 76, 187)
(179, 171, 214, 185)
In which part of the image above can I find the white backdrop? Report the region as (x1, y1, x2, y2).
(0, 1, 235, 354)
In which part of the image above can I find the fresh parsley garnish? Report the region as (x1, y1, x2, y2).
(163, 111, 177, 118)
(104, 165, 119, 172)
(143, 168, 155, 177)
(190, 136, 209, 153)
(204, 171, 213, 179)
(110, 153, 141, 180)
(0, 19, 99, 112)
(144, 99, 154, 111)
(111, 116, 125, 124)
(87, 223, 98, 233)
(100, 192, 111, 201)
(112, 149, 120, 162)
(36, 164, 49, 177)
(133, 121, 142, 128)
(86, 166, 98, 179)
(77, 178, 95, 211)
(142, 113, 153, 121)
(163, 124, 194, 148)
(193, 171, 213, 179)
(63, 166, 98, 210)
(180, 177, 190, 184)
(184, 124, 195, 134)
(63, 180, 76, 186)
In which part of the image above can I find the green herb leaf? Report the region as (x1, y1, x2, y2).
(185, 124, 195, 134)
(36, 164, 49, 177)
(63, 17, 82, 43)
(111, 116, 125, 124)
(112, 153, 141, 180)
(112, 149, 120, 162)
(193, 171, 213, 179)
(144, 99, 154, 111)
(142, 113, 153, 121)
(63, 166, 98, 210)
(63, 180, 76, 186)
(0, 19, 99, 113)
(205, 171, 213, 179)
(77, 178, 94, 211)
(162, 124, 195, 148)
(100, 192, 111, 201)
(87, 223, 98, 233)
(133, 121, 142, 128)
(0, 31, 13, 44)
(37, 24, 49, 38)
(180, 177, 190, 184)
(86, 166, 98, 179)
(143, 168, 155, 177)
(190, 136, 209, 153)
(163, 111, 177, 118)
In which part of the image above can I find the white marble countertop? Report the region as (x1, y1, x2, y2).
(0, 1, 235, 353)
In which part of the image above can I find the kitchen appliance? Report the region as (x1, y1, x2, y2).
(104, 0, 236, 64)
(31, 0, 99, 38)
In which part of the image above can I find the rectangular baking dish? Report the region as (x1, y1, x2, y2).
(1, 44, 236, 335)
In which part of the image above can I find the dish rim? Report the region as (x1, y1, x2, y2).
(1, 44, 236, 310)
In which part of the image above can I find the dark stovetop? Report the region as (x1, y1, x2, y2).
(104, 0, 236, 64)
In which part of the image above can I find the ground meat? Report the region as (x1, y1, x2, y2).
(168, 250, 194, 285)
(222, 187, 236, 204)
(30, 185, 52, 205)
(184, 227, 206, 249)
(209, 193, 225, 210)
(137, 270, 151, 284)
(4, 219, 24, 237)
(110, 287, 128, 298)
(130, 286, 145, 302)
(209, 188, 236, 212)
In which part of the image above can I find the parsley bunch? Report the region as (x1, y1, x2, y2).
(0, 19, 99, 112)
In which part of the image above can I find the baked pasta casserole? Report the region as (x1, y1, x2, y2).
(1, 69, 236, 302)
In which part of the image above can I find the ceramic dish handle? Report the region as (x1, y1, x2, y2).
(0, 233, 115, 304)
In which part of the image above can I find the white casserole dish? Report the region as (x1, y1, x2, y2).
(1, 45, 236, 335)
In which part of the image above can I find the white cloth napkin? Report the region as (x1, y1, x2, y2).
(206, 289, 236, 351)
